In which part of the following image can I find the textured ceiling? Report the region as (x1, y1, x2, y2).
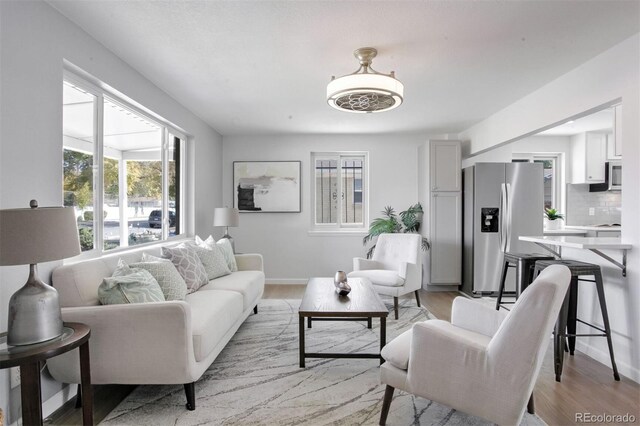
(48, 1, 640, 136)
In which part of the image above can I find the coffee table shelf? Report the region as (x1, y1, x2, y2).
(298, 277, 388, 368)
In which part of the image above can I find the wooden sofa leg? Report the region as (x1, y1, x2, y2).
(184, 382, 196, 411)
(379, 385, 395, 425)
(253, 305, 258, 314)
(393, 297, 399, 320)
(527, 393, 535, 414)
(414, 290, 421, 308)
(75, 383, 82, 408)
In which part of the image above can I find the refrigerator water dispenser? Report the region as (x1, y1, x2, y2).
(481, 208, 499, 232)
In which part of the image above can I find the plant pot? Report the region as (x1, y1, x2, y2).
(545, 218, 561, 230)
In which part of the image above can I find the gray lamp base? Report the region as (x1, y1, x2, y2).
(7, 264, 64, 346)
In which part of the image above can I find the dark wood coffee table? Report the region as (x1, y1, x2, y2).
(298, 277, 388, 367)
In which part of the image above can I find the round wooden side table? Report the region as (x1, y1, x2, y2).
(0, 322, 92, 426)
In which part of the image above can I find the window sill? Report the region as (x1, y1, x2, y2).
(307, 230, 368, 237)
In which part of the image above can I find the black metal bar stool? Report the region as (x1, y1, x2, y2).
(495, 252, 554, 311)
(533, 259, 620, 382)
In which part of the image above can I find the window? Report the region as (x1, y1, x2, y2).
(512, 154, 561, 210)
(63, 75, 186, 253)
(312, 152, 367, 230)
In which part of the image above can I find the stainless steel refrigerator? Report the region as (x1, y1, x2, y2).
(462, 162, 543, 296)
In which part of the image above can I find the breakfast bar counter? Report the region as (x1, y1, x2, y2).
(519, 235, 632, 276)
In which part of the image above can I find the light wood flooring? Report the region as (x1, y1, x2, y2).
(48, 285, 639, 426)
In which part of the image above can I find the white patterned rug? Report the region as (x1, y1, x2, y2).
(100, 298, 545, 425)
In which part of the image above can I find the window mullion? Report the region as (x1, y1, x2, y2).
(337, 156, 343, 228)
(95, 94, 105, 253)
(161, 129, 169, 240)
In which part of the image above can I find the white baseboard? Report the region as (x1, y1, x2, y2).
(265, 278, 307, 285)
(43, 384, 77, 420)
(575, 341, 640, 383)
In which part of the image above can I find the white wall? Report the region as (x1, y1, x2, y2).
(222, 134, 424, 282)
(0, 1, 223, 421)
(460, 34, 640, 382)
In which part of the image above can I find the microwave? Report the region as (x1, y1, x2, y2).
(609, 161, 622, 191)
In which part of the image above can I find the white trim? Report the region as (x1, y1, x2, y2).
(575, 341, 639, 383)
(307, 230, 367, 237)
(42, 384, 77, 420)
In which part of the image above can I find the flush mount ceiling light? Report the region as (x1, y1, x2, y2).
(327, 47, 404, 114)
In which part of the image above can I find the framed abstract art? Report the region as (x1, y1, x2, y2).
(233, 161, 301, 213)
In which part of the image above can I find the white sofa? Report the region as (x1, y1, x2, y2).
(47, 240, 265, 410)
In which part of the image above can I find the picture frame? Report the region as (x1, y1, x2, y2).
(233, 161, 302, 213)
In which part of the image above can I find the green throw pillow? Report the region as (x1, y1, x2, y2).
(130, 254, 188, 301)
(216, 238, 238, 272)
(188, 242, 231, 280)
(99, 260, 165, 305)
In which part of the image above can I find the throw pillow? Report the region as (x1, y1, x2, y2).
(161, 244, 208, 293)
(130, 255, 188, 301)
(216, 238, 238, 272)
(187, 242, 231, 280)
(98, 260, 165, 305)
(195, 234, 216, 250)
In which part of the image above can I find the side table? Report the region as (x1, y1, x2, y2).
(0, 322, 92, 426)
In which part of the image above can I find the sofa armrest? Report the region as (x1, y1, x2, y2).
(235, 253, 263, 271)
(47, 301, 196, 384)
(451, 297, 507, 338)
(353, 257, 382, 271)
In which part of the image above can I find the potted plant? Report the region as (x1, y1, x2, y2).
(544, 207, 564, 230)
(363, 203, 430, 258)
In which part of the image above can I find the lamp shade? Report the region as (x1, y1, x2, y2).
(0, 204, 81, 266)
(213, 207, 239, 228)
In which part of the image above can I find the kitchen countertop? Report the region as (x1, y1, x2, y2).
(543, 229, 588, 236)
(519, 235, 632, 250)
(564, 225, 622, 232)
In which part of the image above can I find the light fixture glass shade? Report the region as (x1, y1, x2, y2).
(327, 47, 404, 113)
(327, 73, 404, 113)
(213, 207, 240, 227)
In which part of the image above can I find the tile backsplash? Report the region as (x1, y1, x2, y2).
(566, 184, 621, 225)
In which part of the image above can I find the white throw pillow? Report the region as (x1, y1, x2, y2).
(195, 235, 216, 250)
(187, 242, 231, 280)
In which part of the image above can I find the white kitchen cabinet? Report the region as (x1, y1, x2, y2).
(571, 132, 607, 184)
(430, 141, 461, 191)
(430, 192, 462, 284)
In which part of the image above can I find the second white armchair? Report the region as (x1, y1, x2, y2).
(348, 233, 422, 319)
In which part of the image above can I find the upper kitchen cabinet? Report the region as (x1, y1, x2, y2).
(607, 105, 622, 159)
(571, 131, 607, 184)
(430, 141, 461, 191)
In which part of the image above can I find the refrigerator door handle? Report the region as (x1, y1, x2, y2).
(499, 183, 506, 252)
(506, 183, 512, 252)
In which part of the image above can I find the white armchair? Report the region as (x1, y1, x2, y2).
(378, 264, 571, 425)
(349, 233, 422, 319)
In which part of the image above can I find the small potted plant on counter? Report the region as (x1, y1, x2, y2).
(544, 207, 564, 230)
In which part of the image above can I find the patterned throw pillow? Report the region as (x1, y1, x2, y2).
(216, 238, 238, 272)
(130, 254, 188, 301)
(98, 259, 165, 305)
(188, 242, 231, 280)
(161, 244, 208, 293)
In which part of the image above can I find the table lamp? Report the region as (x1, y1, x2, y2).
(213, 207, 239, 252)
(0, 200, 80, 346)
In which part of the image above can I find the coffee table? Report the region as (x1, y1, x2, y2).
(298, 277, 389, 368)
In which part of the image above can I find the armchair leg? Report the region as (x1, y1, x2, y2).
(414, 290, 421, 307)
(184, 382, 196, 411)
(527, 393, 535, 414)
(393, 297, 399, 320)
(379, 385, 395, 425)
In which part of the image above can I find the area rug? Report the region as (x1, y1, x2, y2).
(100, 298, 545, 425)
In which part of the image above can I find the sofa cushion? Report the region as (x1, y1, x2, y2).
(348, 270, 405, 287)
(187, 290, 243, 362)
(98, 260, 165, 305)
(199, 271, 265, 311)
(162, 244, 209, 293)
(381, 328, 412, 370)
(131, 255, 188, 301)
(188, 242, 231, 280)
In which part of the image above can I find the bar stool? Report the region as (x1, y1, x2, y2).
(534, 259, 620, 382)
(495, 252, 554, 311)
